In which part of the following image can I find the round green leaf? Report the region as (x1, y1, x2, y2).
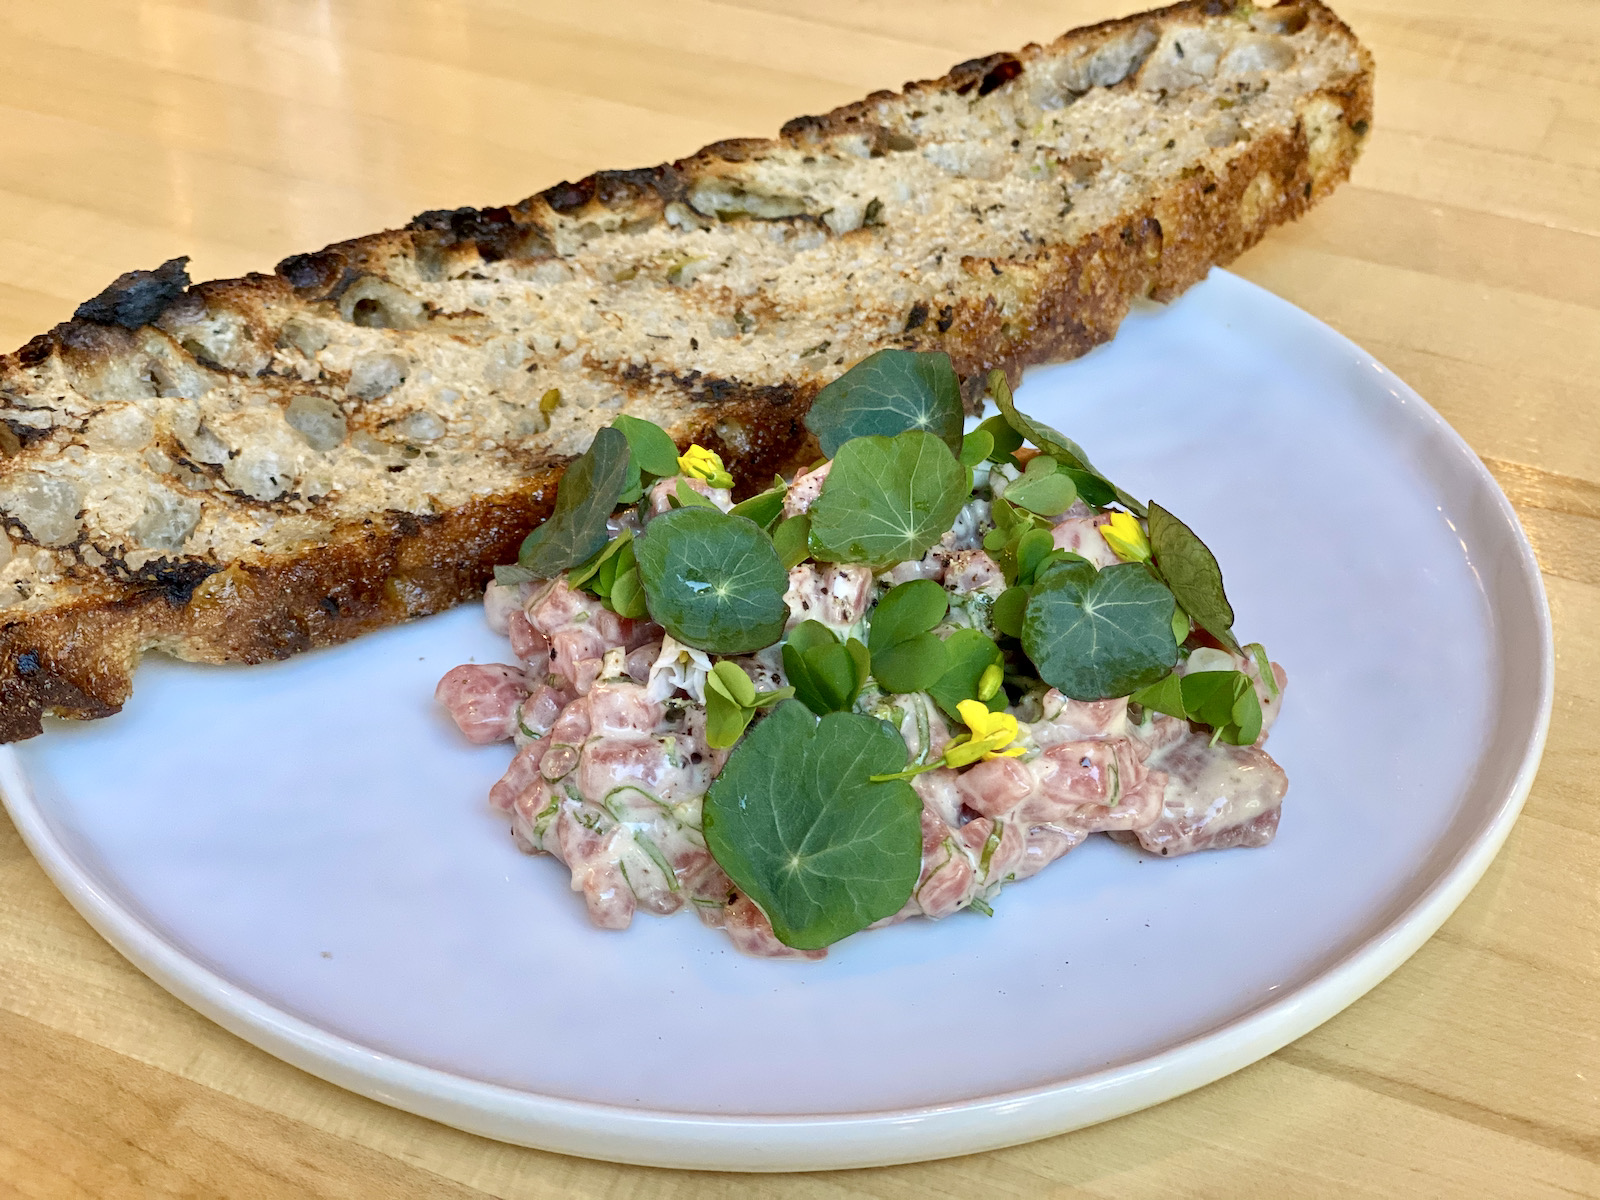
(635, 506, 789, 654)
(1022, 561, 1178, 700)
(808, 430, 968, 568)
(804, 348, 964, 457)
(703, 701, 923, 949)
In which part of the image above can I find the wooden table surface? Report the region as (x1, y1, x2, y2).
(1, 1, 1596, 1195)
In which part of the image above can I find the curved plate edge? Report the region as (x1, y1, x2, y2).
(0, 271, 1556, 1171)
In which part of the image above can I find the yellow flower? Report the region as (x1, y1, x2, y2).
(1101, 511, 1151, 563)
(678, 444, 734, 489)
(944, 699, 1025, 768)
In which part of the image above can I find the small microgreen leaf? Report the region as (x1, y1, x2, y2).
(1131, 668, 1263, 745)
(1014, 527, 1057, 586)
(1147, 501, 1241, 653)
(782, 621, 870, 715)
(729, 482, 787, 528)
(986, 369, 1144, 516)
(1129, 671, 1186, 719)
(927, 629, 1005, 720)
(519, 426, 630, 577)
(804, 349, 964, 457)
(635, 506, 789, 654)
(612, 414, 681, 478)
(702, 700, 923, 949)
(871, 632, 950, 694)
(1059, 467, 1117, 509)
(609, 565, 648, 618)
(1180, 670, 1263, 746)
(705, 662, 793, 748)
(1021, 560, 1178, 700)
(959, 428, 994, 467)
(712, 660, 758, 708)
(809, 430, 968, 568)
(867, 579, 949, 656)
(771, 514, 811, 569)
(976, 414, 1024, 464)
(673, 477, 721, 510)
(1246, 642, 1279, 698)
(569, 530, 630, 592)
(1171, 603, 1192, 648)
(992, 585, 1029, 637)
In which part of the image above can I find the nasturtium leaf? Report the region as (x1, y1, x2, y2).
(927, 629, 1005, 720)
(977, 414, 1024, 464)
(1021, 560, 1178, 700)
(729, 484, 786, 528)
(612, 414, 681, 478)
(635, 506, 789, 654)
(1147, 501, 1240, 653)
(992, 585, 1029, 637)
(986, 369, 1145, 517)
(809, 430, 968, 568)
(871, 632, 950, 694)
(519, 426, 630, 577)
(804, 349, 964, 458)
(702, 701, 923, 949)
(867, 579, 949, 656)
(959, 429, 994, 467)
(772, 514, 811, 569)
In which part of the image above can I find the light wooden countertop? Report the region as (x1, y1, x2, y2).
(1, 1, 1596, 1195)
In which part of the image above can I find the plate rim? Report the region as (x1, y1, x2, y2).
(0, 270, 1555, 1172)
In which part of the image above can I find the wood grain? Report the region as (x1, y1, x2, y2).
(0, 1, 1596, 1195)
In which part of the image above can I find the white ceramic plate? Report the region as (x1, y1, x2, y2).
(0, 270, 1551, 1171)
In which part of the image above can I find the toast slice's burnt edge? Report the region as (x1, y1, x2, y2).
(0, 0, 1373, 740)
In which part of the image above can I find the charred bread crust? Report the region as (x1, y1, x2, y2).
(0, 0, 1372, 740)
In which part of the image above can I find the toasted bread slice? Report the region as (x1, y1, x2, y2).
(0, 0, 1370, 741)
